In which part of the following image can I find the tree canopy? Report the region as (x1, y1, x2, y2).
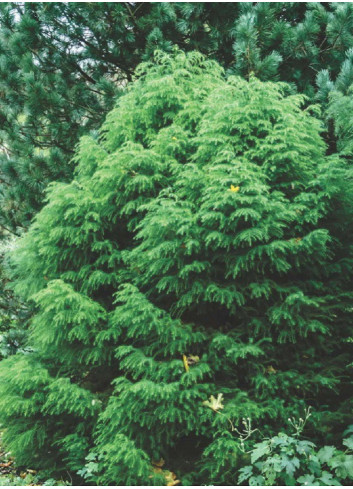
(2, 2, 353, 232)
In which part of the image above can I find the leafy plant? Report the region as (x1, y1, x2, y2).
(239, 428, 353, 486)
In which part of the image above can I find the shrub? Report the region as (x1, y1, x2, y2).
(239, 426, 353, 486)
(1, 50, 353, 484)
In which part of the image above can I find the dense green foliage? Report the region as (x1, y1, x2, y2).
(0, 51, 352, 485)
(2, 2, 353, 231)
(239, 427, 353, 486)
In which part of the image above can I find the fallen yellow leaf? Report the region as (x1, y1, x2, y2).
(182, 354, 189, 373)
(165, 470, 180, 486)
(266, 365, 277, 374)
(152, 458, 165, 468)
(203, 393, 224, 412)
(229, 185, 240, 193)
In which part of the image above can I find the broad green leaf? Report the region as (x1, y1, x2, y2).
(280, 455, 300, 476)
(251, 441, 271, 464)
(297, 474, 317, 486)
(343, 436, 353, 450)
(317, 446, 336, 464)
(238, 465, 253, 484)
(343, 425, 353, 437)
(330, 454, 353, 479)
(319, 470, 340, 486)
(296, 440, 316, 455)
(249, 475, 265, 486)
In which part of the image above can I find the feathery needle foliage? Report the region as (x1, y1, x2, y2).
(0, 50, 353, 485)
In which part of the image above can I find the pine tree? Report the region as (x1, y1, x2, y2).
(317, 47, 353, 156)
(1, 51, 352, 485)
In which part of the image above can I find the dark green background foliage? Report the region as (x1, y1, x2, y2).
(1, 51, 353, 485)
(2, 2, 353, 231)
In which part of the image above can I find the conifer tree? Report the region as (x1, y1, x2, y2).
(2, 2, 353, 231)
(317, 47, 353, 156)
(1, 51, 352, 485)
